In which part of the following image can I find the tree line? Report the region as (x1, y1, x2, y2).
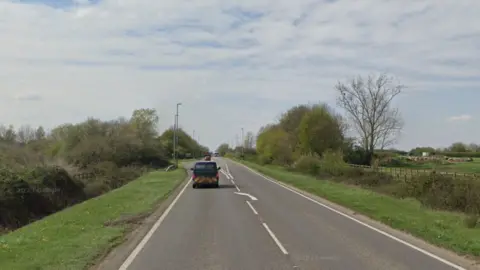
(409, 142, 480, 158)
(0, 108, 206, 232)
(218, 73, 404, 166)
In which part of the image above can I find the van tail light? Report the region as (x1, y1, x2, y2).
(216, 172, 219, 179)
(192, 174, 196, 179)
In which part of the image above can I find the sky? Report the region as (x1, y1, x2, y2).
(0, 0, 479, 151)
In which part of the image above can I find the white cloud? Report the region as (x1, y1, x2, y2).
(446, 114, 473, 122)
(0, 0, 479, 150)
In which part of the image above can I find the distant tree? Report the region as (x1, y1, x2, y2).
(243, 131, 255, 149)
(468, 143, 480, 152)
(35, 126, 46, 140)
(449, 142, 468, 152)
(158, 127, 207, 158)
(335, 73, 404, 164)
(0, 125, 17, 142)
(17, 125, 36, 144)
(216, 143, 230, 156)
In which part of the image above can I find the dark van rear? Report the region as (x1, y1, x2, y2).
(191, 161, 221, 188)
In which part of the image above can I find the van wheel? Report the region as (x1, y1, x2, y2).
(215, 182, 219, 188)
(192, 183, 197, 189)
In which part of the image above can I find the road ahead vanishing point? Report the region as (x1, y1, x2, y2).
(118, 158, 470, 270)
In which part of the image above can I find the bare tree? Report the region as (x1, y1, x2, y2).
(0, 124, 17, 142)
(17, 125, 36, 144)
(243, 131, 255, 149)
(35, 126, 46, 140)
(335, 73, 404, 164)
(468, 143, 480, 152)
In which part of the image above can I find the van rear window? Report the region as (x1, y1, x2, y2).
(194, 163, 217, 170)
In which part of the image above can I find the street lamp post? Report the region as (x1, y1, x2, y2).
(173, 102, 182, 167)
(241, 128, 244, 158)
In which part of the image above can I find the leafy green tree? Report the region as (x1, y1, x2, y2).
(298, 104, 345, 156)
(256, 125, 293, 165)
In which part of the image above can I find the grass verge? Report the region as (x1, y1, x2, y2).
(233, 159, 480, 257)
(0, 169, 186, 270)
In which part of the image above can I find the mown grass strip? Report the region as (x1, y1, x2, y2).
(0, 169, 186, 270)
(234, 159, 480, 257)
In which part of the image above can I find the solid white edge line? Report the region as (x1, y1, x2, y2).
(235, 185, 241, 192)
(246, 201, 258, 215)
(236, 161, 466, 270)
(262, 223, 288, 255)
(118, 178, 191, 270)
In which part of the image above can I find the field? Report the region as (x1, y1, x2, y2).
(401, 158, 480, 173)
(355, 156, 480, 180)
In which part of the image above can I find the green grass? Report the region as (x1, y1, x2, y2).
(234, 159, 480, 257)
(0, 169, 186, 270)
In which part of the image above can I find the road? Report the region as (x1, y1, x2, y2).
(120, 158, 469, 270)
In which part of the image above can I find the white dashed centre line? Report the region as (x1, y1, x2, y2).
(246, 201, 258, 215)
(262, 223, 289, 255)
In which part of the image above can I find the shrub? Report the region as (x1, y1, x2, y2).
(352, 171, 394, 187)
(399, 173, 480, 214)
(293, 155, 322, 175)
(319, 149, 347, 176)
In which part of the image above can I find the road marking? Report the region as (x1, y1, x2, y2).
(246, 201, 258, 215)
(119, 178, 191, 270)
(234, 192, 257, 201)
(234, 161, 466, 270)
(220, 160, 234, 179)
(220, 170, 231, 179)
(235, 185, 241, 192)
(225, 162, 230, 174)
(262, 223, 288, 255)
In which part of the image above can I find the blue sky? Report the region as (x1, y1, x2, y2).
(0, 0, 479, 151)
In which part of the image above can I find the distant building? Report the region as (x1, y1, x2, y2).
(422, 152, 430, 157)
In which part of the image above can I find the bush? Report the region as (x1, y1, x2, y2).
(399, 173, 480, 214)
(351, 171, 394, 187)
(293, 155, 322, 175)
(319, 149, 347, 176)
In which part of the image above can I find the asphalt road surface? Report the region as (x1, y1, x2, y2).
(120, 158, 469, 270)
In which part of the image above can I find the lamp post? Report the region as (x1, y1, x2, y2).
(173, 102, 182, 167)
(241, 128, 244, 158)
